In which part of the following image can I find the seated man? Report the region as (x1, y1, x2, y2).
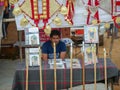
(42, 30, 66, 60)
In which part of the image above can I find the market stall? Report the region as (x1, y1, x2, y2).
(9, 0, 120, 90)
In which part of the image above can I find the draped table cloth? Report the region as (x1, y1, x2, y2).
(12, 58, 119, 90)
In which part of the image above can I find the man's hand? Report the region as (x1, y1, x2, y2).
(42, 54, 48, 61)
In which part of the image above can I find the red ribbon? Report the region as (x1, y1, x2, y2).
(31, 0, 49, 28)
(94, 10, 100, 23)
(95, 0, 99, 6)
(31, 0, 39, 26)
(65, 0, 75, 25)
(87, 0, 91, 6)
(87, 8, 91, 24)
(42, 0, 49, 30)
(86, 0, 100, 24)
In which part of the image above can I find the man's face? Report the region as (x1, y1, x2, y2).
(50, 35, 60, 45)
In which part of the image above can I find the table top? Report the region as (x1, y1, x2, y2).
(12, 58, 119, 90)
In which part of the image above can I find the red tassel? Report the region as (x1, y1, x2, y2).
(87, 8, 91, 24)
(65, 0, 75, 25)
(94, 11, 99, 23)
(95, 0, 99, 6)
(88, 0, 91, 6)
(66, 0, 69, 7)
(86, 0, 100, 24)
(94, 0, 100, 23)
(86, 0, 92, 24)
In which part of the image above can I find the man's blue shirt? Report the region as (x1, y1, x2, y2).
(42, 40, 66, 59)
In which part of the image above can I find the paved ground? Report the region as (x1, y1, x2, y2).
(0, 59, 18, 90)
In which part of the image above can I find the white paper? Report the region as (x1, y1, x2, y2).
(25, 27, 40, 45)
(25, 48, 40, 66)
(84, 25, 99, 43)
(48, 59, 65, 69)
(65, 59, 81, 68)
(84, 44, 98, 65)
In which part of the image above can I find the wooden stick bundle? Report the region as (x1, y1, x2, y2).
(104, 48, 107, 90)
(82, 42, 85, 90)
(25, 49, 29, 90)
(53, 43, 57, 90)
(93, 46, 96, 90)
(39, 47, 43, 90)
(70, 43, 73, 90)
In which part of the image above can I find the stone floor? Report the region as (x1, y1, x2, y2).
(0, 59, 18, 90)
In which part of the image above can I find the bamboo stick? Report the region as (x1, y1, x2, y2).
(18, 31, 23, 62)
(25, 49, 29, 90)
(53, 43, 57, 90)
(93, 46, 96, 90)
(39, 47, 43, 90)
(104, 48, 107, 90)
(70, 43, 73, 90)
(82, 42, 85, 90)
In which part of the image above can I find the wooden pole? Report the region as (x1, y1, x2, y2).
(93, 45, 96, 90)
(82, 42, 85, 90)
(70, 43, 73, 90)
(18, 31, 23, 62)
(25, 49, 29, 90)
(104, 48, 107, 90)
(39, 47, 43, 90)
(53, 43, 57, 90)
(109, 24, 114, 58)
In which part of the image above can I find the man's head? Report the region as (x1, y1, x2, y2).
(50, 30, 61, 44)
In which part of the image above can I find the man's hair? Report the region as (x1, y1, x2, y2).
(50, 30, 61, 38)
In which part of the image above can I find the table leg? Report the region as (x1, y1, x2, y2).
(110, 79, 114, 90)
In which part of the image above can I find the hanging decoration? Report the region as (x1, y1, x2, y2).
(12, 7, 22, 16)
(31, 0, 39, 26)
(9, 0, 18, 5)
(115, 16, 120, 23)
(12, 0, 66, 34)
(39, 0, 49, 29)
(92, 19, 98, 25)
(114, 0, 120, 14)
(44, 25, 51, 36)
(113, 16, 120, 28)
(11, 0, 117, 33)
(53, 17, 62, 26)
(86, 0, 100, 24)
(60, 6, 68, 15)
(65, 0, 75, 25)
(104, 22, 110, 29)
(20, 17, 29, 27)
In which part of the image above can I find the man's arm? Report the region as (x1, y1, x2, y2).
(60, 52, 66, 60)
(42, 53, 48, 61)
(41, 42, 48, 61)
(60, 41, 67, 60)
